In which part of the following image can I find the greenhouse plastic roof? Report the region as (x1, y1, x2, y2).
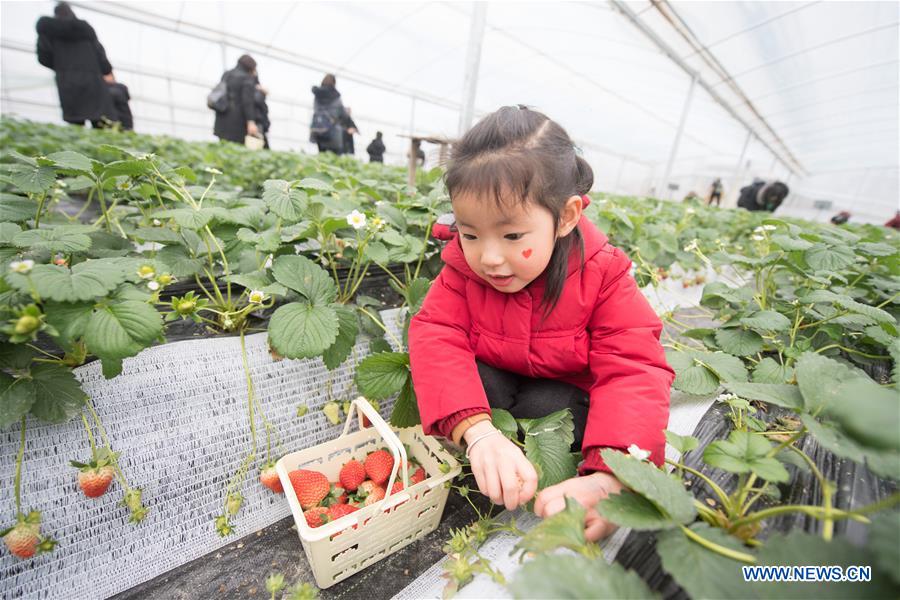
(1, 1, 898, 223)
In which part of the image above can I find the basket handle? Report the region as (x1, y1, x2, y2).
(340, 396, 409, 505)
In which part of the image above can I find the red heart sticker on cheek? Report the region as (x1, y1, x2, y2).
(522, 248, 533, 259)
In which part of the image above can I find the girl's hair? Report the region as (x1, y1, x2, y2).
(444, 105, 594, 316)
(321, 73, 336, 87)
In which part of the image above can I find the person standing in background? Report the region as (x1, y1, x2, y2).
(340, 107, 358, 156)
(367, 131, 386, 163)
(103, 72, 133, 130)
(254, 76, 271, 149)
(213, 54, 259, 144)
(310, 73, 348, 154)
(36, 2, 115, 127)
(707, 178, 723, 207)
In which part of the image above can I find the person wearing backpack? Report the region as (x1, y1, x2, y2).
(211, 54, 259, 144)
(367, 131, 386, 163)
(35, 2, 116, 127)
(253, 75, 271, 149)
(310, 73, 348, 154)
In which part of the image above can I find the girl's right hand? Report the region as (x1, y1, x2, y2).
(464, 420, 538, 510)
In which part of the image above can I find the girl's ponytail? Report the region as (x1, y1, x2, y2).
(574, 155, 594, 197)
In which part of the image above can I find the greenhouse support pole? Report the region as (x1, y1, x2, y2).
(659, 74, 697, 201)
(409, 97, 416, 135)
(457, 2, 487, 136)
(729, 131, 753, 206)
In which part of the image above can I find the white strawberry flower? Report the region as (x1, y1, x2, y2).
(753, 226, 765, 233)
(263, 254, 273, 270)
(248, 290, 268, 304)
(627, 444, 651, 461)
(10, 260, 35, 274)
(346, 210, 366, 230)
(685, 207, 696, 214)
(683, 239, 699, 252)
(763, 224, 777, 231)
(751, 234, 765, 241)
(147, 280, 160, 291)
(204, 167, 223, 175)
(152, 219, 162, 226)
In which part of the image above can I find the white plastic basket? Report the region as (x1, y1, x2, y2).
(276, 397, 462, 589)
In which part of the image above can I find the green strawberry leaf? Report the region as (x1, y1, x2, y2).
(267, 302, 339, 359)
(523, 411, 577, 490)
(354, 351, 409, 400)
(6, 260, 126, 302)
(508, 552, 658, 600)
(750, 357, 793, 384)
(657, 523, 754, 600)
(715, 328, 764, 356)
(703, 430, 789, 482)
(597, 489, 676, 530)
(601, 448, 696, 523)
(0, 374, 36, 429)
(740, 310, 792, 332)
(47, 150, 95, 173)
(491, 408, 519, 441)
(262, 179, 308, 222)
(723, 382, 803, 410)
(153, 207, 216, 230)
(28, 363, 87, 423)
(513, 497, 587, 557)
(272, 255, 336, 305)
(85, 300, 164, 371)
(389, 378, 420, 428)
(664, 429, 699, 455)
(12, 227, 91, 253)
(321, 304, 359, 370)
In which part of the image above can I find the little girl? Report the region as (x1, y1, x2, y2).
(408, 106, 674, 541)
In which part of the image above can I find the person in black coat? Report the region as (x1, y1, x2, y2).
(213, 55, 259, 144)
(253, 76, 270, 149)
(367, 131, 386, 163)
(36, 2, 115, 127)
(340, 107, 358, 156)
(737, 180, 789, 212)
(103, 72, 133, 130)
(310, 74, 348, 154)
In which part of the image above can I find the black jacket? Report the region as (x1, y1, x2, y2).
(36, 16, 114, 123)
(340, 114, 357, 155)
(214, 65, 257, 143)
(106, 81, 133, 130)
(253, 77, 269, 133)
(367, 137, 385, 162)
(309, 85, 348, 142)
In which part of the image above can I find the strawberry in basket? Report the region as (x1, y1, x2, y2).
(289, 469, 329, 509)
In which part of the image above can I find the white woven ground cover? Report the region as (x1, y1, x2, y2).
(0, 309, 404, 600)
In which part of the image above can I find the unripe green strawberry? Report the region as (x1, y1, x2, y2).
(14, 315, 39, 336)
(225, 492, 244, 517)
(323, 402, 342, 425)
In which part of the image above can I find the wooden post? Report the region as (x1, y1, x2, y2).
(408, 138, 420, 193)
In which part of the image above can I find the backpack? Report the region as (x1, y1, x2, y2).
(310, 110, 335, 137)
(207, 78, 228, 113)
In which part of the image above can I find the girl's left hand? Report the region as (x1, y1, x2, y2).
(533, 472, 625, 542)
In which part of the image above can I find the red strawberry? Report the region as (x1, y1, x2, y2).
(410, 465, 426, 484)
(2, 512, 55, 560)
(288, 469, 330, 509)
(2, 524, 38, 559)
(303, 506, 329, 528)
(327, 503, 359, 522)
(363, 486, 386, 506)
(339, 459, 366, 492)
(76, 465, 114, 498)
(391, 480, 405, 494)
(364, 449, 394, 485)
(260, 465, 284, 494)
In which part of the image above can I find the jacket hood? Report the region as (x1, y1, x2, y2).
(440, 210, 610, 291)
(36, 16, 93, 40)
(311, 85, 340, 103)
